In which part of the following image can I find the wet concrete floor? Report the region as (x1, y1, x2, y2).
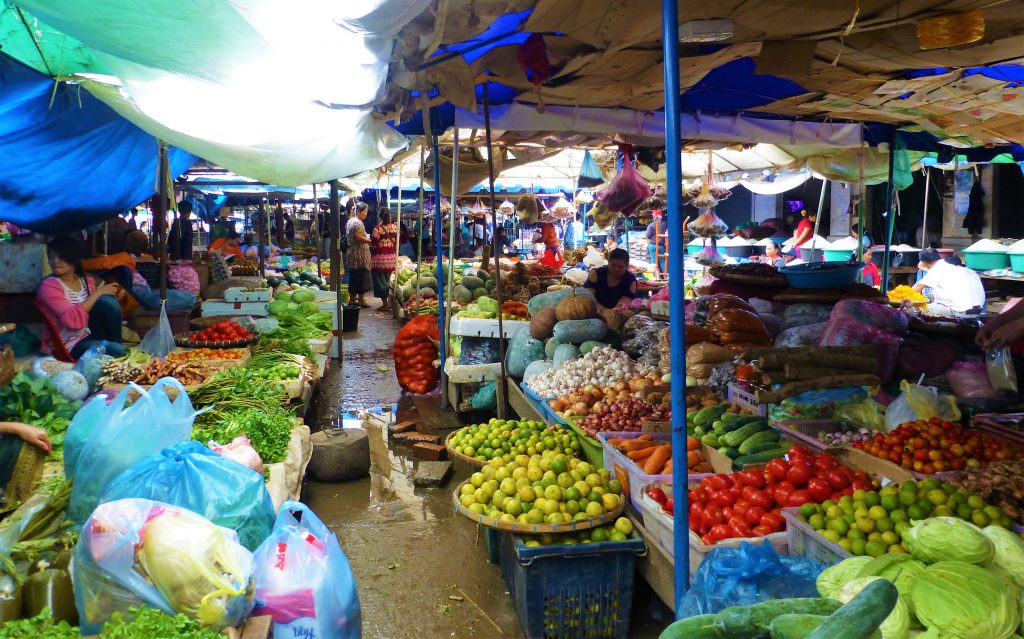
(304, 308, 671, 638)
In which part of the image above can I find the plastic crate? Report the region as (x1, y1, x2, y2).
(499, 531, 645, 639)
(972, 415, 1024, 445)
(727, 383, 768, 417)
(773, 419, 845, 451)
(781, 507, 851, 566)
(521, 382, 559, 423)
(597, 432, 710, 519)
(449, 316, 529, 338)
(224, 287, 271, 302)
(637, 480, 787, 578)
(779, 262, 864, 288)
(484, 526, 501, 565)
(563, 417, 604, 469)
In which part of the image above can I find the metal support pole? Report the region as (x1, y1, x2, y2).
(330, 179, 342, 359)
(921, 167, 931, 249)
(313, 182, 322, 280)
(881, 132, 898, 293)
(662, 0, 690, 608)
(857, 144, 866, 263)
(156, 142, 169, 302)
(258, 198, 267, 280)
(442, 129, 460, 409)
(432, 134, 447, 375)
(484, 81, 509, 419)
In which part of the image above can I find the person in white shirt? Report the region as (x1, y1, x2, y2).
(913, 248, 986, 315)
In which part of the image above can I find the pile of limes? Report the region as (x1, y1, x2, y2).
(449, 418, 579, 463)
(521, 518, 634, 547)
(798, 477, 1013, 557)
(457, 450, 625, 525)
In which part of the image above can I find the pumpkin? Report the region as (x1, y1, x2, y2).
(601, 309, 623, 331)
(555, 289, 597, 321)
(529, 307, 557, 340)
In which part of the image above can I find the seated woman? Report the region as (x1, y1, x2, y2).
(758, 240, 786, 268)
(36, 236, 126, 358)
(584, 248, 638, 311)
(209, 230, 245, 259)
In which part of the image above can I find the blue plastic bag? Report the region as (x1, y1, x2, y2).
(66, 378, 200, 524)
(73, 498, 255, 634)
(253, 501, 361, 639)
(73, 344, 112, 392)
(99, 441, 276, 550)
(680, 541, 825, 618)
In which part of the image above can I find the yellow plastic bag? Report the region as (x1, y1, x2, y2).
(884, 380, 961, 431)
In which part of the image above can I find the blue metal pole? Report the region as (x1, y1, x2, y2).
(432, 134, 447, 370)
(662, 0, 690, 612)
(881, 131, 898, 293)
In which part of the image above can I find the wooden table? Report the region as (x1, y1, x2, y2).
(505, 376, 546, 422)
(885, 266, 919, 288)
(980, 273, 1024, 300)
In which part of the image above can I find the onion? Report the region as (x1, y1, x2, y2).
(572, 402, 589, 415)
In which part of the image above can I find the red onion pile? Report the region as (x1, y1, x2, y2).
(578, 398, 670, 438)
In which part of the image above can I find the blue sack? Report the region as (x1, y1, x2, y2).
(66, 378, 200, 524)
(253, 501, 361, 639)
(99, 441, 275, 550)
(680, 541, 826, 618)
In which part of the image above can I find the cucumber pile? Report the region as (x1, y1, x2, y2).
(688, 405, 789, 469)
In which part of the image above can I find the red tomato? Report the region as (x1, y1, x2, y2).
(825, 469, 851, 490)
(690, 486, 709, 504)
(752, 524, 774, 537)
(733, 501, 750, 519)
(765, 458, 788, 481)
(721, 507, 734, 521)
(664, 498, 674, 514)
(649, 487, 668, 504)
(762, 511, 785, 531)
(705, 475, 729, 491)
(749, 489, 773, 509)
(788, 444, 813, 460)
(689, 501, 704, 521)
(851, 479, 874, 492)
(785, 464, 812, 487)
(700, 508, 721, 531)
(701, 533, 715, 545)
(786, 489, 812, 508)
(740, 485, 760, 501)
(772, 485, 792, 506)
(738, 469, 766, 488)
(732, 522, 753, 538)
(710, 524, 733, 542)
(813, 454, 838, 473)
(712, 490, 736, 508)
(807, 478, 832, 503)
(852, 470, 870, 483)
(745, 506, 767, 526)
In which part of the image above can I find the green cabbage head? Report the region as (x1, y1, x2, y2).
(858, 553, 926, 618)
(984, 525, 1024, 589)
(903, 517, 994, 565)
(817, 556, 872, 598)
(836, 576, 911, 639)
(912, 561, 1020, 639)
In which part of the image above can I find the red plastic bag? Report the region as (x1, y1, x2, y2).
(595, 148, 652, 215)
(393, 314, 440, 394)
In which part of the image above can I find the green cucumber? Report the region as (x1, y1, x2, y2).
(742, 441, 788, 457)
(769, 614, 882, 639)
(721, 415, 764, 433)
(693, 405, 727, 427)
(659, 614, 722, 639)
(738, 429, 781, 455)
(805, 580, 897, 639)
(715, 598, 843, 638)
(693, 425, 707, 438)
(721, 421, 769, 447)
(733, 446, 790, 468)
(700, 433, 721, 448)
(719, 446, 741, 460)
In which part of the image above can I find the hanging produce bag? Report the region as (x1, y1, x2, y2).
(594, 148, 652, 216)
(577, 149, 604, 189)
(139, 301, 176, 358)
(252, 501, 361, 639)
(393, 314, 440, 394)
(884, 379, 961, 431)
(73, 498, 255, 634)
(98, 440, 275, 551)
(65, 378, 200, 523)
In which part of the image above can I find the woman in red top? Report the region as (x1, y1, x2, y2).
(538, 221, 563, 267)
(791, 210, 816, 254)
(370, 208, 398, 310)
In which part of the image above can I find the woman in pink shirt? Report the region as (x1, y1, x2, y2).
(36, 237, 126, 358)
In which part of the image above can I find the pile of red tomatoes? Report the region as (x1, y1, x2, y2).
(851, 417, 1020, 474)
(191, 321, 254, 344)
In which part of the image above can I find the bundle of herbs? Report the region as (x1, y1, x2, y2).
(0, 373, 80, 458)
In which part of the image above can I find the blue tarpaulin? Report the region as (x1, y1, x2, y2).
(0, 53, 195, 235)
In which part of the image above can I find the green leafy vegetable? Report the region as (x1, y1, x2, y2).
(0, 609, 78, 638)
(835, 576, 911, 639)
(100, 606, 223, 638)
(0, 372, 80, 457)
(903, 517, 994, 565)
(816, 556, 873, 598)
(983, 525, 1024, 589)
(912, 561, 1020, 639)
(192, 408, 294, 464)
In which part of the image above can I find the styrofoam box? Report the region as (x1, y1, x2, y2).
(444, 358, 502, 383)
(225, 287, 271, 303)
(449, 316, 528, 338)
(201, 300, 269, 317)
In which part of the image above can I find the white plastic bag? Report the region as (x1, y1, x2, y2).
(139, 301, 176, 358)
(582, 245, 607, 268)
(884, 379, 961, 431)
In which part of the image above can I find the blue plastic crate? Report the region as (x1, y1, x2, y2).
(521, 382, 558, 423)
(499, 532, 645, 639)
(779, 261, 864, 288)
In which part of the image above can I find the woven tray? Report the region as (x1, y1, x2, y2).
(444, 430, 486, 468)
(174, 332, 259, 348)
(452, 480, 624, 534)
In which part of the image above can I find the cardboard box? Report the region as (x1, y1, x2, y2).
(641, 421, 670, 433)
(831, 447, 914, 484)
(700, 444, 735, 474)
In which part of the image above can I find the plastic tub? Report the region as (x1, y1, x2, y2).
(822, 249, 853, 263)
(779, 262, 864, 288)
(964, 250, 1009, 270)
(720, 245, 754, 258)
(341, 304, 361, 332)
(782, 507, 851, 566)
(773, 419, 847, 451)
(798, 246, 824, 262)
(520, 382, 558, 423)
(499, 531, 645, 639)
(1010, 252, 1024, 274)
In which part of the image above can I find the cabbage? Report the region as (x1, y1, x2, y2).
(477, 295, 499, 315)
(816, 556, 873, 597)
(858, 553, 926, 617)
(52, 369, 89, 401)
(912, 561, 1020, 639)
(290, 289, 315, 303)
(298, 301, 319, 314)
(836, 576, 911, 639)
(267, 300, 289, 316)
(984, 525, 1024, 589)
(275, 291, 292, 303)
(903, 517, 994, 565)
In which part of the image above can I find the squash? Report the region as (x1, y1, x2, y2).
(523, 359, 553, 382)
(461, 275, 485, 290)
(505, 330, 545, 377)
(579, 340, 605, 355)
(600, 308, 624, 330)
(555, 290, 597, 321)
(527, 287, 594, 316)
(553, 343, 580, 367)
(544, 337, 562, 359)
(452, 285, 473, 303)
(552, 319, 608, 345)
(530, 307, 558, 340)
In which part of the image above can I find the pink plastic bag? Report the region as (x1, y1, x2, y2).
(595, 149, 652, 215)
(819, 318, 904, 382)
(829, 299, 908, 335)
(209, 436, 264, 474)
(946, 361, 995, 398)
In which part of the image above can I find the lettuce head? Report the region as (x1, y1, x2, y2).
(858, 553, 926, 618)
(912, 561, 1020, 639)
(984, 525, 1024, 590)
(817, 556, 873, 598)
(903, 517, 994, 565)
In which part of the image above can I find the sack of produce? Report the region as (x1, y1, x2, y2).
(775, 322, 827, 348)
(707, 295, 755, 317)
(829, 299, 908, 335)
(884, 380, 961, 431)
(709, 308, 768, 337)
(944, 361, 995, 399)
(758, 312, 783, 339)
(99, 440, 275, 550)
(686, 342, 733, 366)
(392, 315, 440, 394)
(781, 304, 833, 331)
(73, 498, 255, 634)
(252, 501, 361, 639)
(65, 378, 199, 524)
(594, 150, 652, 216)
(819, 318, 904, 382)
(685, 323, 712, 347)
(897, 336, 961, 380)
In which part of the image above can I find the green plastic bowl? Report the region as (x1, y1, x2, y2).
(964, 250, 1009, 270)
(823, 249, 854, 263)
(1010, 252, 1024, 274)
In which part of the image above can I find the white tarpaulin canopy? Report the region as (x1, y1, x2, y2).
(14, 0, 424, 186)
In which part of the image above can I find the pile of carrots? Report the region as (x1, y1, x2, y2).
(605, 434, 713, 475)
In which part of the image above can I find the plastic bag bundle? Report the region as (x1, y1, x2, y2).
(884, 380, 961, 431)
(73, 344, 112, 392)
(65, 378, 199, 523)
(689, 210, 728, 238)
(680, 541, 825, 617)
(833, 398, 887, 431)
(209, 436, 264, 474)
(774, 322, 828, 348)
(946, 361, 996, 399)
(769, 387, 868, 422)
(829, 299, 908, 335)
(987, 347, 1019, 394)
(781, 304, 832, 331)
(99, 441, 275, 550)
(594, 154, 652, 216)
(253, 502, 361, 639)
(73, 498, 255, 634)
(139, 301, 176, 358)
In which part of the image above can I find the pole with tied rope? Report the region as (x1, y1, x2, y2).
(442, 128, 460, 409)
(483, 81, 508, 419)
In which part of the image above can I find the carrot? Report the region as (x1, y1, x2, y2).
(663, 460, 673, 474)
(686, 437, 700, 451)
(686, 450, 702, 468)
(606, 438, 627, 446)
(643, 445, 672, 474)
(693, 461, 712, 473)
(627, 447, 657, 461)
(622, 440, 661, 453)
(637, 434, 653, 441)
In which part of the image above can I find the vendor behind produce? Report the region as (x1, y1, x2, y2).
(913, 248, 986, 315)
(789, 209, 815, 254)
(37, 236, 127, 359)
(860, 246, 881, 287)
(584, 248, 638, 311)
(759, 240, 786, 268)
(209, 230, 245, 259)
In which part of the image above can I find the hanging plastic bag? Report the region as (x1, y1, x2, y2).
(139, 301, 176, 358)
(73, 498, 255, 634)
(591, 202, 618, 229)
(252, 501, 361, 639)
(986, 347, 1019, 394)
(834, 397, 887, 432)
(595, 150, 652, 215)
(516, 194, 539, 223)
(72, 344, 111, 393)
(680, 541, 825, 617)
(98, 441, 275, 551)
(884, 379, 961, 431)
(66, 378, 200, 523)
